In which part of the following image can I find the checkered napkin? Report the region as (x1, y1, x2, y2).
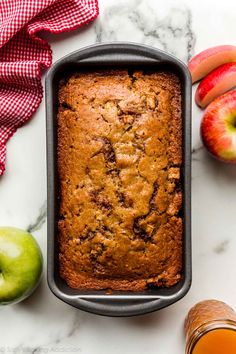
(0, 0, 99, 175)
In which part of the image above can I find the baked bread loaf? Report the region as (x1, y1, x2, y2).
(57, 69, 182, 291)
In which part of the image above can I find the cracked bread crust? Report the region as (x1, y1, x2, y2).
(57, 69, 182, 291)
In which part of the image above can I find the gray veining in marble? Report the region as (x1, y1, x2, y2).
(95, 0, 196, 62)
(15, 312, 82, 354)
(214, 240, 230, 254)
(27, 201, 47, 233)
(192, 145, 204, 162)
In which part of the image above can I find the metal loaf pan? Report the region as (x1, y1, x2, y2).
(46, 43, 192, 317)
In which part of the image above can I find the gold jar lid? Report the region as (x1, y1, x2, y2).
(185, 300, 236, 354)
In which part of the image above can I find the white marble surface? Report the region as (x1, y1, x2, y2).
(1, 0, 236, 353)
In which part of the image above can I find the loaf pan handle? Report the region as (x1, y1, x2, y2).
(64, 296, 179, 317)
(51, 42, 187, 69)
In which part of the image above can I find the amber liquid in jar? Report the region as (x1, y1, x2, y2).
(185, 300, 236, 354)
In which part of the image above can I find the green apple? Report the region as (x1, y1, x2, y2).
(0, 227, 43, 305)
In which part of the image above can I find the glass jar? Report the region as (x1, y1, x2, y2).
(185, 300, 236, 354)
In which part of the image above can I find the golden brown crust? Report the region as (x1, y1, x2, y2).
(57, 70, 182, 291)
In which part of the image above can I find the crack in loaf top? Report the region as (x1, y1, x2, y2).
(57, 69, 183, 291)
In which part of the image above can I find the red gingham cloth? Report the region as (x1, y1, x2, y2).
(0, 0, 99, 175)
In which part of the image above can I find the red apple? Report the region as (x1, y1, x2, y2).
(196, 63, 236, 108)
(201, 90, 236, 163)
(188, 45, 236, 83)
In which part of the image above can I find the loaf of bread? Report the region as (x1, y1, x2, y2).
(57, 69, 182, 291)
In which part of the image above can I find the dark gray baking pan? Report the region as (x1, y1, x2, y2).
(46, 42, 192, 317)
